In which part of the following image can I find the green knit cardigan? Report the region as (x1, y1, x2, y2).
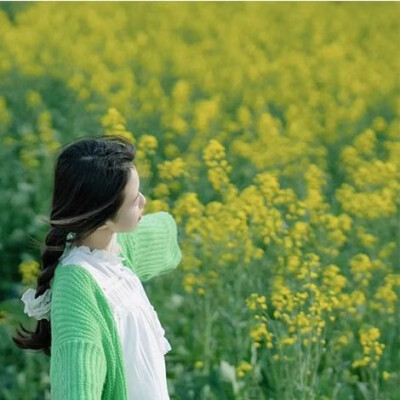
(49, 211, 182, 399)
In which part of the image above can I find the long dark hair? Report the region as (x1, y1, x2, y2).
(12, 134, 136, 356)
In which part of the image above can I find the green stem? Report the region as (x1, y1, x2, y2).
(204, 292, 212, 374)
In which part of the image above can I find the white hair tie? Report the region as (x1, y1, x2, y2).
(66, 232, 76, 241)
(21, 288, 52, 321)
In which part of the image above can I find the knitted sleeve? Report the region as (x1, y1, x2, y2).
(116, 211, 182, 281)
(50, 266, 107, 399)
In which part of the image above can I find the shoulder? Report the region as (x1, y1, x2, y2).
(52, 263, 96, 294)
(51, 263, 106, 320)
(50, 264, 112, 344)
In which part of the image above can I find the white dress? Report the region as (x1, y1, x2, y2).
(58, 234, 172, 400)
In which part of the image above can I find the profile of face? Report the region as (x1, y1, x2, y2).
(105, 166, 146, 233)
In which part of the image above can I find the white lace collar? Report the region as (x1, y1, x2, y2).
(60, 234, 126, 266)
(68, 245, 124, 264)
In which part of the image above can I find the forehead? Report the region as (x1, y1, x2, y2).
(127, 167, 139, 190)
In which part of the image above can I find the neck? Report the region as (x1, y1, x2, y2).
(76, 229, 117, 253)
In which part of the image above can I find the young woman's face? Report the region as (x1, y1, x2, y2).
(113, 166, 146, 232)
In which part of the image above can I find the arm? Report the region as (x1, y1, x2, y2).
(116, 211, 182, 281)
(50, 340, 107, 399)
(50, 266, 107, 399)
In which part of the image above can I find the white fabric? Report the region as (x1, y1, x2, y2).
(21, 287, 52, 321)
(58, 235, 171, 400)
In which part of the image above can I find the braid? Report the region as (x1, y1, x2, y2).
(36, 227, 68, 297)
(12, 226, 69, 356)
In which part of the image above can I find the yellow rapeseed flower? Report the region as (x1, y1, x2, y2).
(19, 259, 40, 286)
(236, 360, 252, 378)
(157, 157, 186, 180)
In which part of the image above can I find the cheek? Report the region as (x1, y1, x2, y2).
(119, 205, 138, 224)
(130, 204, 142, 218)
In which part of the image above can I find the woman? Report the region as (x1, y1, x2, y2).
(13, 135, 182, 399)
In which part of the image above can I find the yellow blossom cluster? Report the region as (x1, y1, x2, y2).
(19, 259, 40, 286)
(370, 274, 400, 314)
(138, 134, 158, 156)
(236, 360, 252, 378)
(193, 96, 220, 133)
(173, 192, 205, 224)
(203, 139, 233, 194)
(157, 157, 186, 180)
(250, 320, 273, 349)
(352, 326, 385, 369)
(100, 107, 135, 143)
(322, 264, 347, 294)
(182, 272, 208, 296)
(355, 225, 377, 248)
(152, 183, 170, 199)
(303, 164, 330, 213)
(336, 124, 400, 219)
(349, 253, 384, 287)
(332, 331, 353, 351)
(245, 293, 268, 311)
(336, 183, 398, 218)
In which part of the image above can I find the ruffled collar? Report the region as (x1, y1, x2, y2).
(62, 235, 126, 266)
(67, 245, 125, 265)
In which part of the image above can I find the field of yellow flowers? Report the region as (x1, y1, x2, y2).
(0, 2, 399, 399)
